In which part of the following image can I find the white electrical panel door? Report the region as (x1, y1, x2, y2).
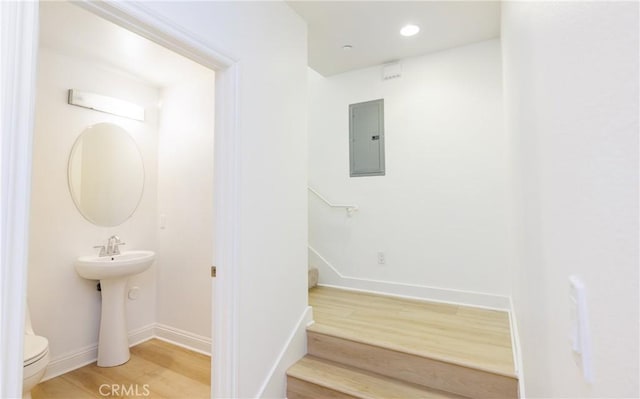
(349, 99, 385, 177)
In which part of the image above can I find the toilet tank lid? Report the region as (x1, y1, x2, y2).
(24, 335, 48, 365)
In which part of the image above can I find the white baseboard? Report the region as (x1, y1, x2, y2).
(128, 323, 156, 347)
(42, 342, 98, 382)
(42, 323, 210, 382)
(154, 323, 211, 356)
(309, 246, 511, 311)
(256, 306, 314, 398)
(508, 297, 526, 398)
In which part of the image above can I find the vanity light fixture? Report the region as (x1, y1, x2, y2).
(68, 89, 145, 121)
(400, 24, 420, 37)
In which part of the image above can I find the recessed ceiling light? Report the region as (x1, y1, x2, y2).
(400, 24, 420, 37)
(342, 44, 353, 50)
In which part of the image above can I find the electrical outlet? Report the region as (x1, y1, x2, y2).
(377, 252, 386, 264)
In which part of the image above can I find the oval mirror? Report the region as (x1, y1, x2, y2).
(68, 123, 144, 226)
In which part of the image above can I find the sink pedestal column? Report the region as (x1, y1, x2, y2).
(97, 278, 130, 367)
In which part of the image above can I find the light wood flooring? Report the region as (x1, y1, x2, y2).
(309, 286, 515, 377)
(32, 339, 210, 399)
(287, 286, 518, 398)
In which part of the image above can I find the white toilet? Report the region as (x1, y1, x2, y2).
(23, 306, 50, 399)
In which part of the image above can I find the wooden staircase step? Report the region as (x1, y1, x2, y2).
(288, 287, 520, 398)
(309, 287, 515, 376)
(304, 287, 519, 398)
(306, 328, 518, 399)
(287, 355, 467, 399)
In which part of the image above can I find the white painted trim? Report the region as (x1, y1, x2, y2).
(0, 1, 39, 397)
(42, 343, 98, 382)
(309, 246, 511, 311)
(256, 306, 314, 398)
(128, 323, 156, 347)
(42, 323, 215, 383)
(154, 324, 211, 356)
(42, 323, 155, 382)
(74, 1, 233, 70)
(212, 62, 241, 399)
(73, 3, 241, 398)
(509, 297, 526, 398)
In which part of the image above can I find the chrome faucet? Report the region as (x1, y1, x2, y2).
(95, 235, 126, 257)
(107, 235, 125, 256)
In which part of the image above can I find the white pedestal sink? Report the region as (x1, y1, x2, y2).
(75, 250, 155, 367)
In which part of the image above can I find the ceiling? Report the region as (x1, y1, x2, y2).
(38, 2, 213, 88)
(286, 1, 501, 76)
(39, 2, 500, 81)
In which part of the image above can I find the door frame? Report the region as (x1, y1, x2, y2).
(0, 1, 240, 397)
(0, 2, 40, 398)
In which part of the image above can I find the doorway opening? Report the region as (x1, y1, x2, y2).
(22, 2, 235, 398)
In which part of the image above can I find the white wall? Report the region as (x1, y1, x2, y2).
(308, 39, 510, 300)
(29, 48, 159, 362)
(140, 2, 308, 397)
(156, 78, 215, 342)
(502, 2, 639, 397)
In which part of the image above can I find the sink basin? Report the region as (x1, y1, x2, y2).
(75, 250, 155, 280)
(74, 249, 155, 367)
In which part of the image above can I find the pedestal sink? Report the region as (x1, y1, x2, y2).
(75, 250, 155, 367)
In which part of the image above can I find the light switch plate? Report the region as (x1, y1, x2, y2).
(569, 275, 593, 383)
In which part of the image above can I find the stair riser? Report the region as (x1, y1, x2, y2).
(308, 330, 518, 399)
(287, 376, 359, 399)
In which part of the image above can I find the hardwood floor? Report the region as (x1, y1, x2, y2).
(32, 339, 210, 399)
(287, 286, 518, 398)
(309, 286, 515, 376)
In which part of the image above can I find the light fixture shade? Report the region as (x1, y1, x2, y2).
(68, 89, 145, 121)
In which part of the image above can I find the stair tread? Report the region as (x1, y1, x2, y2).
(309, 286, 516, 378)
(288, 355, 468, 399)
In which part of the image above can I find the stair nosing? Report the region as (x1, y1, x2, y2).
(287, 355, 467, 399)
(307, 323, 518, 379)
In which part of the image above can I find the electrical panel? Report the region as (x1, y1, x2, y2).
(349, 99, 385, 177)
